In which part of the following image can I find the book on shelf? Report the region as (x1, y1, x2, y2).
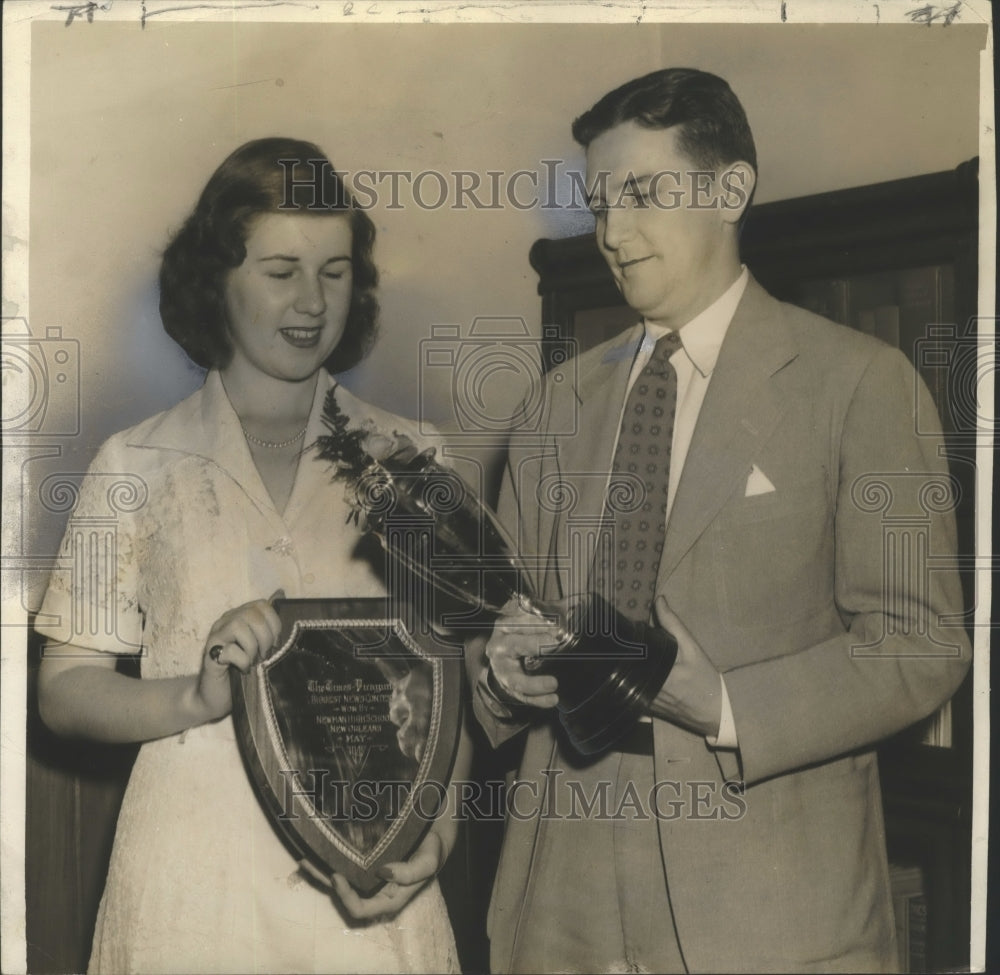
(873, 305, 901, 348)
(796, 266, 956, 426)
(796, 278, 851, 325)
(856, 308, 876, 337)
(889, 862, 927, 973)
(896, 265, 958, 423)
(849, 271, 898, 337)
(908, 897, 928, 974)
(897, 266, 945, 363)
(919, 699, 953, 749)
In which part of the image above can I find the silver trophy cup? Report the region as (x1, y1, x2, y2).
(318, 394, 677, 756)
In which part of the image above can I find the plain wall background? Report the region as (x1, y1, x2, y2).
(21, 18, 988, 601)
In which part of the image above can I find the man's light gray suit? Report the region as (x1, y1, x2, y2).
(474, 277, 970, 973)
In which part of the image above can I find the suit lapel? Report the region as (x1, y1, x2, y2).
(658, 279, 798, 582)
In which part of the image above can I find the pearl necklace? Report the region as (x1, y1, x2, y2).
(242, 426, 307, 449)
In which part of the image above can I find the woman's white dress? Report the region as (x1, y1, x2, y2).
(37, 371, 460, 975)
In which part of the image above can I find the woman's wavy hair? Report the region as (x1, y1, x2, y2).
(159, 137, 378, 372)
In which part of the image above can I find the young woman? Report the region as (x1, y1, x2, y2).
(37, 138, 464, 974)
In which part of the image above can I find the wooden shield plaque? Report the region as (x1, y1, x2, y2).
(231, 598, 463, 895)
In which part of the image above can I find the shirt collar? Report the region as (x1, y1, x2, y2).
(642, 265, 749, 378)
(133, 369, 336, 483)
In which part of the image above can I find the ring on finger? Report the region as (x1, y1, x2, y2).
(209, 644, 225, 663)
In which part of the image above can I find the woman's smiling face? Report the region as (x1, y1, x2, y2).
(223, 211, 354, 383)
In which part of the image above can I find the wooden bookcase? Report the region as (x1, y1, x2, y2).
(529, 159, 979, 973)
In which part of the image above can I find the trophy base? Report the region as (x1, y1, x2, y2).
(526, 596, 678, 756)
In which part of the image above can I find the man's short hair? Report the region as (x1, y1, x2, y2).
(572, 67, 757, 178)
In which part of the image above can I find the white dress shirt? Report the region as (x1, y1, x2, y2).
(620, 266, 749, 749)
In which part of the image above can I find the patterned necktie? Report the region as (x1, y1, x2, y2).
(600, 330, 683, 622)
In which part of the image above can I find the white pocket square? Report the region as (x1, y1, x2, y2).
(744, 464, 776, 497)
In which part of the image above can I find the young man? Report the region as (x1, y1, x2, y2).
(470, 68, 969, 973)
